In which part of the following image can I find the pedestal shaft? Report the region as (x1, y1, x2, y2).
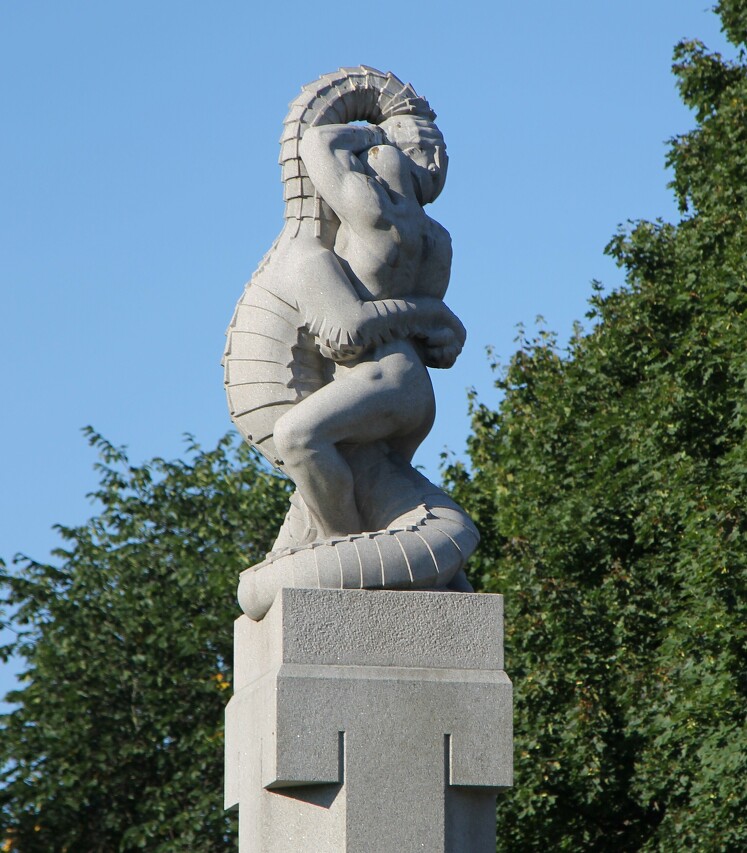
(226, 589, 512, 852)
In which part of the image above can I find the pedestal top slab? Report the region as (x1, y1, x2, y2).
(233, 588, 504, 691)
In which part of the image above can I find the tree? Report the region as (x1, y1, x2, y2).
(446, 2, 747, 850)
(0, 430, 291, 852)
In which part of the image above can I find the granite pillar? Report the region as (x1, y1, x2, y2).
(225, 588, 512, 852)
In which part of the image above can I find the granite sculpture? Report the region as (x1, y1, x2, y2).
(223, 70, 513, 851)
(223, 67, 479, 620)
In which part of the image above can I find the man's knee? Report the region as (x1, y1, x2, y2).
(274, 414, 317, 467)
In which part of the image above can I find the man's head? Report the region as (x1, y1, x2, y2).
(379, 115, 448, 204)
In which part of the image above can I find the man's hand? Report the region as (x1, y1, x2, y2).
(379, 116, 444, 152)
(421, 326, 463, 369)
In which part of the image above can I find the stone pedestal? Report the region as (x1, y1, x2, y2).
(225, 588, 512, 852)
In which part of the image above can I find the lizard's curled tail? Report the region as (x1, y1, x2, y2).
(238, 443, 478, 620)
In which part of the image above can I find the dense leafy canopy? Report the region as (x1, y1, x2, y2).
(446, 2, 747, 850)
(0, 432, 290, 852)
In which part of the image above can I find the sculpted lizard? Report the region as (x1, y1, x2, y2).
(223, 68, 478, 619)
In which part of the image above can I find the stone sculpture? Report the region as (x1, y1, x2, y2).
(223, 67, 479, 620)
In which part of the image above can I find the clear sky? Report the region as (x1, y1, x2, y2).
(0, 2, 732, 698)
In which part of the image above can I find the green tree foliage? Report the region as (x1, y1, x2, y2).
(446, 3, 747, 850)
(0, 431, 290, 852)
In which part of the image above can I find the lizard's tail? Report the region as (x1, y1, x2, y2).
(237, 445, 478, 620)
(280, 66, 435, 225)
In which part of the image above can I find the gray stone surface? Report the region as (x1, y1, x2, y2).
(223, 68, 479, 620)
(225, 588, 512, 852)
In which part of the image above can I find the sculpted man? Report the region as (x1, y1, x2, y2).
(272, 114, 459, 539)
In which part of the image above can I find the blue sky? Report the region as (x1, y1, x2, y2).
(0, 2, 731, 697)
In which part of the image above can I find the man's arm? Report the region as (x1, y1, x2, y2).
(299, 124, 395, 229)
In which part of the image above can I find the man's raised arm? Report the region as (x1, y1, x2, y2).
(299, 124, 393, 227)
